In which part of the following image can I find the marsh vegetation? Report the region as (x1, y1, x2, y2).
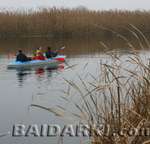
(0, 8, 150, 38)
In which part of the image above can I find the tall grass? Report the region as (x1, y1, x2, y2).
(31, 27, 150, 144)
(90, 53, 150, 144)
(1, 8, 150, 38)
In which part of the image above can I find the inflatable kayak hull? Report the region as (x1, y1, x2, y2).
(53, 55, 66, 62)
(7, 55, 66, 69)
(7, 59, 59, 69)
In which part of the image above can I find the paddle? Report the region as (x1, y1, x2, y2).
(55, 46, 65, 52)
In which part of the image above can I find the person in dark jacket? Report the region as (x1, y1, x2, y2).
(16, 50, 30, 62)
(45, 47, 57, 59)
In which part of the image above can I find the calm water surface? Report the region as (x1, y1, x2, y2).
(0, 37, 150, 144)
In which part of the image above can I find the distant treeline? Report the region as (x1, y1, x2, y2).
(0, 8, 150, 38)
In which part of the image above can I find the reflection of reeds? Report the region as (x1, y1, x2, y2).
(1, 8, 150, 38)
(31, 28, 150, 144)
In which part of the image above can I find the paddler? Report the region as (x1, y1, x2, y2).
(33, 47, 45, 60)
(16, 50, 31, 62)
(45, 46, 58, 59)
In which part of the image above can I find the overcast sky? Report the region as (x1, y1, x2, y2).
(0, 0, 149, 11)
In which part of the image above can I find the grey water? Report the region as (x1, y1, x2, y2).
(0, 37, 149, 144)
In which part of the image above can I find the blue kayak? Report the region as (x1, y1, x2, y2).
(7, 55, 66, 69)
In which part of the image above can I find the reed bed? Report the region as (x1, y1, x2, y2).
(31, 27, 150, 144)
(1, 8, 150, 38)
(89, 53, 150, 144)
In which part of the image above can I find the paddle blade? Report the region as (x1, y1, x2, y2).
(60, 46, 65, 50)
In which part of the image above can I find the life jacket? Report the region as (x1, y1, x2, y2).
(32, 55, 45, 60)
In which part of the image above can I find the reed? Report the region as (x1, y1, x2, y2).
(31, 27, 150, 144)
(1, 8, 150, 38)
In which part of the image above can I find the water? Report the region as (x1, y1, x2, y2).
(0, 37, 150, 144)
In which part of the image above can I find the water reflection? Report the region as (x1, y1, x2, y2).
(1, 36, 148, 58)
(16, 64, 65, 87)
(16, 70, 31, 87)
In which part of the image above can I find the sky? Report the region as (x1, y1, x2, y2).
(0, 0, 150, 11)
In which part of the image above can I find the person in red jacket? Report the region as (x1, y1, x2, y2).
(32, 47, 45, 60)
